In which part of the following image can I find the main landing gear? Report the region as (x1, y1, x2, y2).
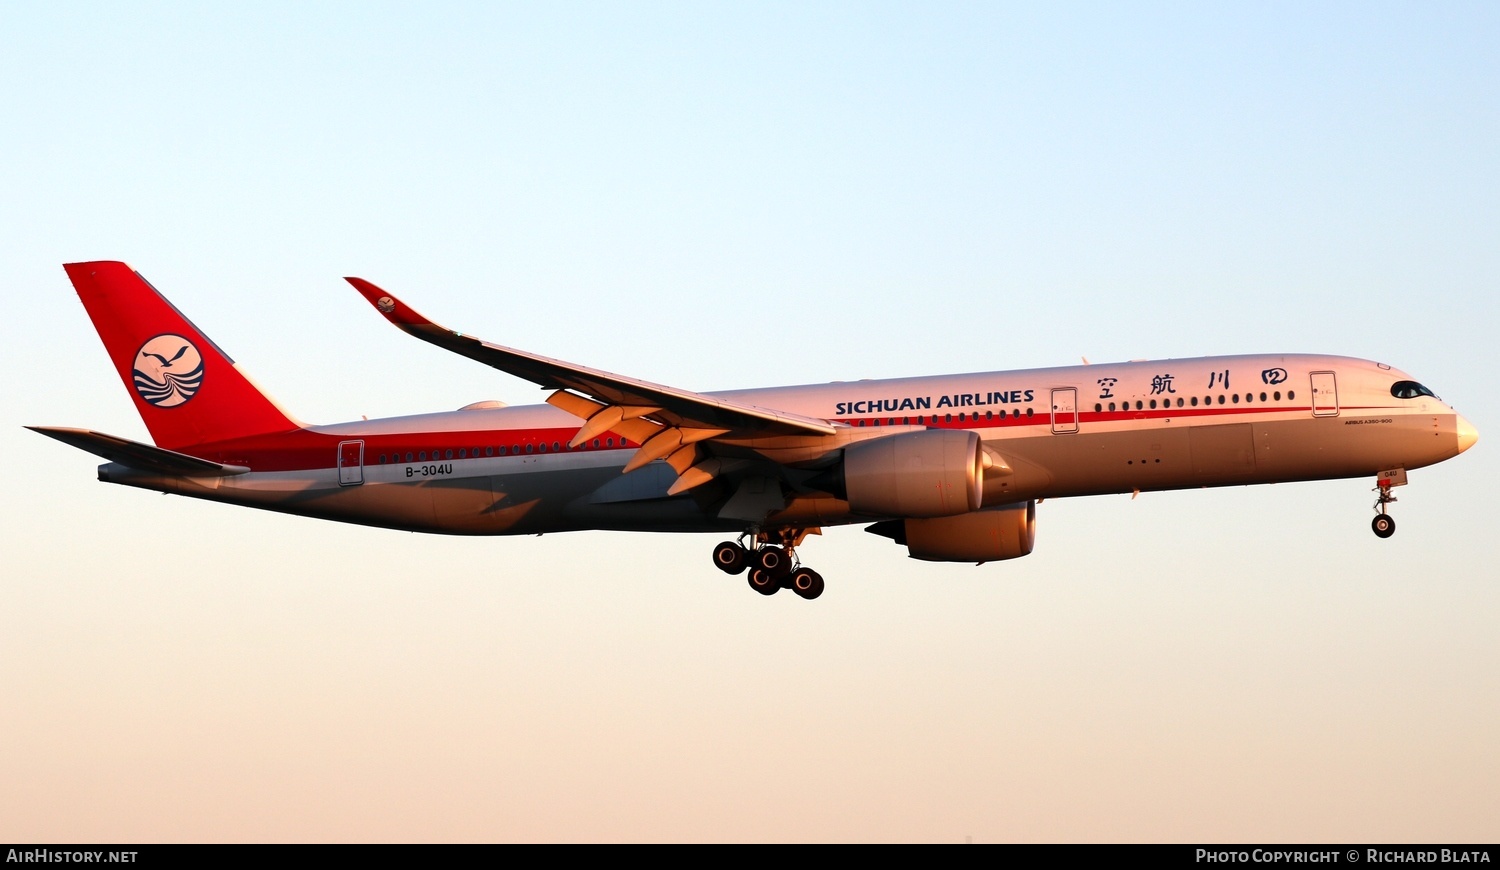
(711, 529, 825, 600)
(1371, 469, 1407, 539)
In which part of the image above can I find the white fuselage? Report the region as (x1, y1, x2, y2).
(96, 353, 1473, 537)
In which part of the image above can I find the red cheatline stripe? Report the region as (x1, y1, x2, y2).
(164, 404, 1384, 473)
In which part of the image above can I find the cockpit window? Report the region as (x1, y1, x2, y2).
(1390, 380, 1437, 400)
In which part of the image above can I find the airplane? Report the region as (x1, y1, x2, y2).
(31, 261, 1478, 600)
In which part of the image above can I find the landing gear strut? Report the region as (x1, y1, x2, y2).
(710, 527, 825, 600)
(1371, 469, 1406, 539)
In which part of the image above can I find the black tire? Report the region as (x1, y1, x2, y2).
(790, 568, 825, 600)
(1372, 514, 1396, 538)
(756, 546, 791, 577)
(712, 541, 748, 575)
(748, 568, 780, 595)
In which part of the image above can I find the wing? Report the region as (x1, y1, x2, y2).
(346, 278, 842, 494)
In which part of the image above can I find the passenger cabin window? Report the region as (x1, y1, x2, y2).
(1391, 380, 1437, 399)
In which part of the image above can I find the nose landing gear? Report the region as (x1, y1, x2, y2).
(1371, 468, 1407, 539)
(710, 527, 825, 600)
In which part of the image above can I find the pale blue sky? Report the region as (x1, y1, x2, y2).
(2, 2, 1496, 841)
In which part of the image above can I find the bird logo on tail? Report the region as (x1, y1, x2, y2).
(131, 334, 204, 407)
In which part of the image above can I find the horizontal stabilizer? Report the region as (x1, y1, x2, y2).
(26, 426, 250, 477)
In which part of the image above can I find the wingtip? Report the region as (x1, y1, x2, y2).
(344, 276, 385, 302)
(346, 276, 433, 327)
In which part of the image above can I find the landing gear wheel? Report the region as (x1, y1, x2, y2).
(748, 568, 781, 595)
(712, 541, 748, 575)
(790, 567, 825, 600)
(755, 546, 792, 577)
(1372, 514, 1396, 538)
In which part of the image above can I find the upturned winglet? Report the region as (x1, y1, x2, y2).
(345, 277, 440, 331)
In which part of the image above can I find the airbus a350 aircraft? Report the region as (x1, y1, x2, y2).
(32, 262, 1478, 600)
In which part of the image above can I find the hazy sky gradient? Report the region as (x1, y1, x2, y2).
(2, 2, 1496, 841)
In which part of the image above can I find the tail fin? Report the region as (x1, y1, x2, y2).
(63, 261, 300, 451)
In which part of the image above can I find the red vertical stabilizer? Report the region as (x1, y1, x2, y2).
(63, 261, 300, 452)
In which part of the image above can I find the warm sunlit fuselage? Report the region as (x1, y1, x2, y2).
(96, 353, 1474, 535)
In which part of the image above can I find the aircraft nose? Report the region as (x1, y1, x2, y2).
(1457, 414, 1479, 454)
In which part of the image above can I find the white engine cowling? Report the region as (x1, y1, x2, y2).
(842, 429, 983, 518)
(868, 500, 1037, 563)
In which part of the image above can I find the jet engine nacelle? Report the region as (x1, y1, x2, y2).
(867, 500, 1037, 563)
(842, 429, 983, 518)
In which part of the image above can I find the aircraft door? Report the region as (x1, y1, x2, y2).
(1310, 372, 1339, 417)
(1050, 387, 1079, 434)
(338, 440, 365, 486)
